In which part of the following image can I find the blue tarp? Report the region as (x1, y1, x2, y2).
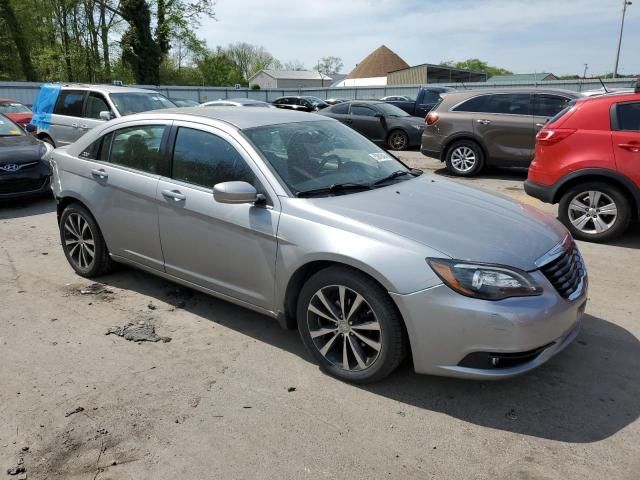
(31, 83, 61, 129)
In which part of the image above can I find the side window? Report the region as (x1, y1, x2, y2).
(84, 93, 111, 119)
(53, 90, 86, 116)
(330, 103, 349, 114)
(485, 94, 532, 115)
(616, 102, 640, 131)
(351, 106, 376, 117)
(534, 95, 571, 117)
(80, 139, 100, 159)
(109, 125, 165, 174)
(421, 90, 441, 104)
(452, 95, 488, 112)
(172, 128, 255, 188)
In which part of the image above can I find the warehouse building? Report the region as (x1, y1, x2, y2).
(387, 64, 487, 85)
(248, 70, 333, 89)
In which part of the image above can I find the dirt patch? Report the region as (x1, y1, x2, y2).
(106, 319, 171, 343)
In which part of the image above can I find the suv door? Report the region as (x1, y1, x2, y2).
(77, 121, 170, 270)
(157, 124, 280, 310)
(50, 89, 87, 146)
(348, 105, 386, 143)
(611, 101, 640, 187)
(472, 93, 534, 165)
(82, 92, 114, 132)
(533, 94, 572, 133)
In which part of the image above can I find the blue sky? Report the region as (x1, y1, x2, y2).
(197, 0, 640, 77)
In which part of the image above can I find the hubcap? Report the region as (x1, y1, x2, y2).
(63, 213, 96, 270)
(568, 190, 618, 235)
(389, 132, 407, 150)
(450, 146, 476, 172)
(307, 285, 381, 372)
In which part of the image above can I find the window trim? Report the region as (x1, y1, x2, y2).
(611, 100, 640, 132)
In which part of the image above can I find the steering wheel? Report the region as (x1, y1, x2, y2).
(318, 154, 343, 170)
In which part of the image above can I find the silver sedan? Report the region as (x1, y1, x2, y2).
(49, 107, 588, 383)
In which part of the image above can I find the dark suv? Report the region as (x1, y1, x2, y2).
(272, 96, 329, 112)
(421, 89, 583, 176)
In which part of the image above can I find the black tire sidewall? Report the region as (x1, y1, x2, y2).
(59, 204, 109, 277)
(445, 140, 484, 176)
(296, 266, 406, 384)
(558, 182, 631, 243)
(387, 129, 409, 151)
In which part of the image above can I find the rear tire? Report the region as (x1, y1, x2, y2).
(387, 129, 409, 151)
(445, 140, 484, 176)
(558, 182, 631, 243)
(297, 266, 407, 384)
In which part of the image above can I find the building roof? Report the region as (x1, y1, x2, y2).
(346, 45, 409, 80)
(488, 73, 557, 82)
(249, 70, 332, 82)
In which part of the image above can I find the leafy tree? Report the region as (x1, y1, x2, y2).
(197, 47, 244, 86)
(0, 0, 36, 80)
(439, 58, 512, 78)
(316, 56, 342, 75)
(225, 42, 280, 81)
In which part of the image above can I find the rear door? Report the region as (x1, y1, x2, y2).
(472, 93, 534, 165)
(326, 102, 350, 124)
(611, 100, 640, 188)
(533, 94, 573, 133)
(51, 89, 87, 146)
(349, 104, 386, 143)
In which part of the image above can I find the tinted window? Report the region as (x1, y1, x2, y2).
(109, 93, 175, 116)
(453, 95, 488, 112)
(616, 102, 640, 131)
(485, 94, 532, 115)
(330, 103, 349, 114)
(375, 103, 409, 117)
(172, 128, 255, 188)
(351, 106, 377, 117)
(84, 93, 110, 119)
(54, 90, 85, 116)
(109, 125, 165, 173)
(534, 95, 571, 117)
(421, 90, 441, 104)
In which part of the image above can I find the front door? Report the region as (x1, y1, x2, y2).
(157, 123, 280, 310)
(81, 92, 112, 132)
(348, 104, 386, 144)
(612, 100, 640, 188)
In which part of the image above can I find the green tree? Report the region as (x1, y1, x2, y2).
(316, 56, 343, 76)
(197, 48, 244, 86)
(0, 0, 37, 80)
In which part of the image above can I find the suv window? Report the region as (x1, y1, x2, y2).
(485, 94, 532, 115)
(84, 93, 110, 119)
(172, 128, 255, 188)
(54, 90, 86, 116)
(421, 90, 441, 104)
(616, 102, 640, 131)
(534, 94, 571, 117)
(452, 95, 488, 112)
(330, 102, 349, 114)
(351, 105, 377, 117)
(109, 125, 166, 174)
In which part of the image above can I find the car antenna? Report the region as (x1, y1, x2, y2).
(598, 77, 610, 94)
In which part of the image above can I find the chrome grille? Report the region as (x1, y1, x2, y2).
(538, 237, 586, 300)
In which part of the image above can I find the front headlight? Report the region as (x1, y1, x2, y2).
(427, 258, 542, 300)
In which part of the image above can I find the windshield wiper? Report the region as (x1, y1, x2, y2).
(371, 169, 421, 187)
(296, 183, 372, 198)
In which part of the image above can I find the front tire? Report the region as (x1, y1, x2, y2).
(59, 203, 112, 277)
(297, 266, 407, 384)
(387, 129, 409, 151)
(445, 140, 484, 176)
(558, 182, 631, 243)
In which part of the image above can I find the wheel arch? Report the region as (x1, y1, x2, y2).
(441, 134, 488, 162)
(37, 132, 55, 146)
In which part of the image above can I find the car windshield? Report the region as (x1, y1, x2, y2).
(0, 102, 30, 114)
(109, 92, 176, 116)
(243, 120, 413, 196)
(304, 96, 327, 106)
(374, 103, 410, 117)
(0, 116, 23, 136)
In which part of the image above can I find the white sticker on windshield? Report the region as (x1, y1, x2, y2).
(369, 152, 393, 162)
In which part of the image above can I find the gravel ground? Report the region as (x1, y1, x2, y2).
(0, 152, 638, 479)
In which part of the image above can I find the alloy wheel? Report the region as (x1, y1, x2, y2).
(450, 146, 477, 172)
(389, 131, 408, 150)
(307, 285, 382, 372)
(63, 213, 96, 270)
(568, 190, 618, 235)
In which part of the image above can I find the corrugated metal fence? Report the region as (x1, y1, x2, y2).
(1, 78, 637, 106)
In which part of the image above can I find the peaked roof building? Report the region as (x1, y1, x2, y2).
(337, 45, 409, 87)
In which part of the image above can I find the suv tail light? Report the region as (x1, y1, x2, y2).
(536, 128, 576, 146)
(425, 113, 439, 125)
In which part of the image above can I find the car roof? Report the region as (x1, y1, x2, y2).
(441, 88, 583, 100)
(576, 90, 640, 105)
(127, 107, 329, 129)
(0, 98, 22, 103)
(59, 84, 161, 94)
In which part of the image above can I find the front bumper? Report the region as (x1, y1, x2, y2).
(524, 180, 555, 204)
(0, 162, 52, 200)
(390, 270, 587, 379)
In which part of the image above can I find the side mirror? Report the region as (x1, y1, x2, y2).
(213, 181, 263, 204)
(25, 124, 36, 133)
(99, 111, 113, 121)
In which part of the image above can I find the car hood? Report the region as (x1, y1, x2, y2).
(0, 135, 44, 164)
(304, 175, 566, 271)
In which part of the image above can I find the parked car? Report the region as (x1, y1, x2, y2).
(383, 86, 455, 117)
(171, 98, 200, 107)
(200, 98, 274, 108)
(0, 114, 52, 200)
(318, 100, 424, 150)
(33, 84, 176, 147)
(272, 96, 329, 112)
(50, 108, 587, 383)
(0, 98, 32, 129)
(325, 98, 349, 105)
(525, 87, 640, 242)
(421, 88, 584, 176)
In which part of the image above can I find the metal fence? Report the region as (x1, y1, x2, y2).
(1, 78, 637, 106)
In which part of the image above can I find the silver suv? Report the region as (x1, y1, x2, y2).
(35, 84, 175, 147)
(49, 108, 587, 384)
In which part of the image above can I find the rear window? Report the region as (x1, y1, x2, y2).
(616, 102, 640, 131)
(452, 95, 488, 112)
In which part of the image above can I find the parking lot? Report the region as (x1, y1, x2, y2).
(0, 151, 638, 479)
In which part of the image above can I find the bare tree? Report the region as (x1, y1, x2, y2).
(225, 42, 279, 81)
(284, 59, 305, 71)
(316, 56, 343, 76)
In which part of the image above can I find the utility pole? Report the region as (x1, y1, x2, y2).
(613, 0, 632, 79)
(583, 64, 588, 79)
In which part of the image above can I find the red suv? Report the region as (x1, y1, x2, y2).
(525, 85, 640, 242)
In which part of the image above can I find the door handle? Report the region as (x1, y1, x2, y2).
(80, 124, 89, 130)
(91, 168, 108, 179)
(476, 119, 491, 125)
(71, 123, 78, 128)
(618, 143, 640, 153)
(161, 189, 186, 201)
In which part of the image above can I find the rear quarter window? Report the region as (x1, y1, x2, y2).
(615, 102, 640, 131)
(451, 95, 488, 112)
(54, 91, 86, 116)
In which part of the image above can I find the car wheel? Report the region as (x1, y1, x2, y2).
(297, 266, 407, 384)
(59, 203, 112, 277)
(445, 140, 484, 176)
(558, 182, 631, 243)
(387, 129, 409, 151)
